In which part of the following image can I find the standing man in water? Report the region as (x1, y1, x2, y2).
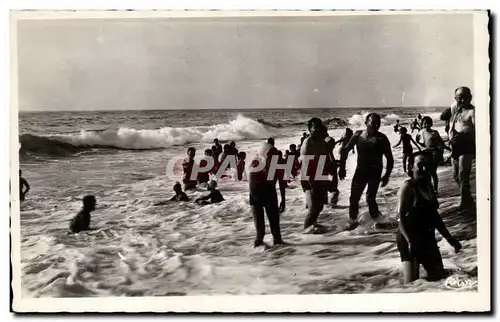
(443, 87, 476, 210)
(249, 142, 286, 247)
(300, 118, 332, 232)
(19, 169, 30, 202)
(339, 113, 394, 230)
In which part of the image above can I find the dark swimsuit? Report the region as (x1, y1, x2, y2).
(396, 180, 445, 278)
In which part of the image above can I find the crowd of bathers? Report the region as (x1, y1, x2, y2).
(18, 86, 476, 285)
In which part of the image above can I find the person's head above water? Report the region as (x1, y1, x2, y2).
(455, 86, 473, 107)
(422, 116, 433, 129)
(187, 147, 196, 158)
(267, 137, 275, 146)
(365, 113, 381, 134)
(82, 195, 96, 211)
(173, 181, 182, 193)
(307, 117, 324, 138)
(208, 180, 218, 190)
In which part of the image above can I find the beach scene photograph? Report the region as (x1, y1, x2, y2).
(10, 10, 490, 312)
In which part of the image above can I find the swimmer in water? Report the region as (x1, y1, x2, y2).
(212, 138, 223, 159)
(229, 141, 239, 156)
(182, 147, 197, 191)
(69, 195, 97, 233)
(416, 116, 450, 194)
(334, 128, 355, 155)
(300, 118, 333, 232)
(444, 87, 476, 210)
(288, 144, 300, 179)
(396, 151, 462, 284)
(249, 142, 286, 247)
(237, 151, 247, 181)
(198, 149, 213, 186)
(195, 180, 224, 205)
(394, 120, 401, 133)
(339, 113, 394, 231)
(19, 169, 30, 202)
(154, 182, 189, 206)
(393, 127, 420, 174)
(325, 136, 340, 206)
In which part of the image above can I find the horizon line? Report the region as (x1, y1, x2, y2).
(18, 106, 446, 113)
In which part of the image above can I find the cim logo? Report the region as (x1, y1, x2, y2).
(444, 276, 477, 290)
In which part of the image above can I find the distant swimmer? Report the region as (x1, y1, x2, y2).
(393, 127, 420, 174)
(288, 144, 300, 179)
(237, 151, 247, 181)
(446, 86, 476, 210)
(416, 116, 450, 194)
(212, 138, 223, 159)
(339, 113, 394, 231)
(334, 128, 355, 155)
(69, 195, 97, 233)
(182, 147, 197, 191)
(417, 113, 423, 127)
(198, 149, 213, 186)
(325, 136, 340, 206)
(229, 141, 239, 156)
(300, 118, 332, 232)
(410, 119, 421, 133)
(19, 169, 30, 202)
(154, 182, 190, 205)
(396, 152, 462, 284)
(195, 180, 224, 205)
(249, 142, 286, 247)
(393, 120, 401, 133)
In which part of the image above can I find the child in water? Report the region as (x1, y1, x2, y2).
(69, 195, 97, 233)
(195, 180, 224, 205)
(182, 147, 197, 191)
(393, 127, 420, 174)
(416, 116, 450, 194)
(198, 149, 213, 186)
(237, 151, 247, 181)
(396, 151, 461, 284)
(154, 182, 189, 206)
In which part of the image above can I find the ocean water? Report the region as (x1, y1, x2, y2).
(17, 107, 477, 297)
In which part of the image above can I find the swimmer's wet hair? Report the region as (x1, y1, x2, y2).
(307, 117, 323, 130)
(365, 113, 381, 123)
(83, 195, 96, 204)
(421, 116, 433, 126)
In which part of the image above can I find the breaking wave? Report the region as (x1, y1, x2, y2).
(19, 115, 273, 157)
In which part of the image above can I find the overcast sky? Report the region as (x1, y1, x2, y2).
(17, 14, 474, 111)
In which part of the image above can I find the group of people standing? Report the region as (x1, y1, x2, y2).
(244, 86, 476, 284)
